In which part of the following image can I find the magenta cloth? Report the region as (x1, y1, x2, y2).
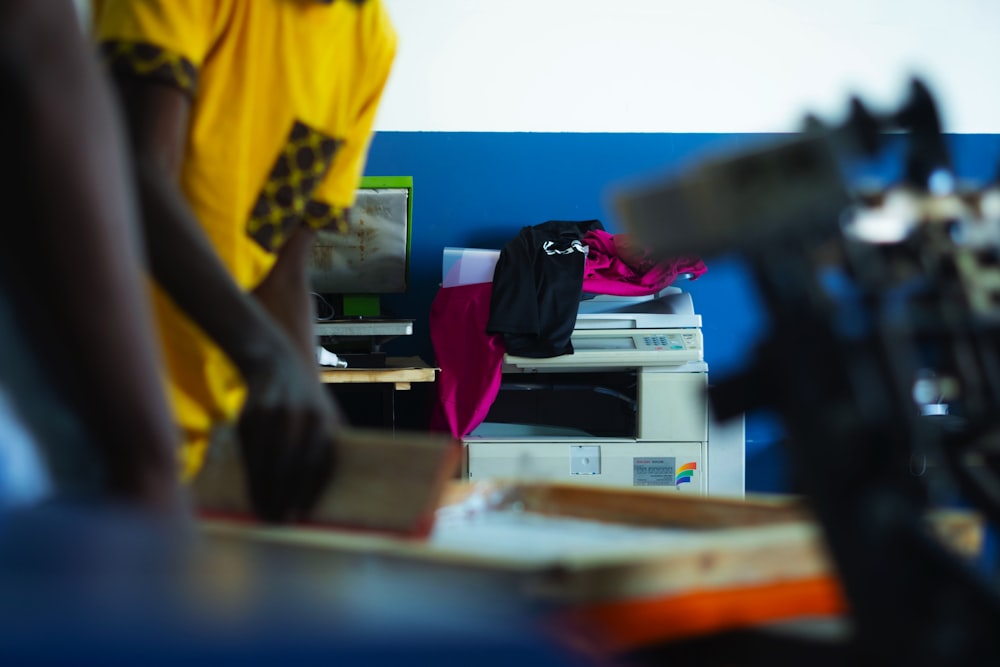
(582, 229, 707, 296)
(429, 282, 506, 438)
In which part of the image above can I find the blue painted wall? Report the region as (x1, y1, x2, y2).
(364, 131, 1000, 492)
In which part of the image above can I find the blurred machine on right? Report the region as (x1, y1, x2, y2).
(615, 78, 1000, 665)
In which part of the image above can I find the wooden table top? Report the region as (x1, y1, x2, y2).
(197, 483, 982, 656)
(318, 356, 437, 388)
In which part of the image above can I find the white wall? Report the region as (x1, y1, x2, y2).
(378, 0, 1000, 133)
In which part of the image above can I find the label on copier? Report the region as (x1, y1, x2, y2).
(633, 457, 676, 486)
(633, 458, 698, 487)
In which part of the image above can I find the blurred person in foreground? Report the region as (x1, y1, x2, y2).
(93, 0, 396, 522)
(0, 0, 181, 515)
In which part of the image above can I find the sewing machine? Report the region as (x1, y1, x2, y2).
(463, 286, 745, 497)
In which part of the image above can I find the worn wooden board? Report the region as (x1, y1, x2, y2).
(437, 481, 983, 555)
(201, 507, 835, 598)
(193, 427, 460, 537)
(201, 480, 835, 602)
(198, 482, 983, 654)
(443, 481, 812, 529)
(318, 356, 437, 386)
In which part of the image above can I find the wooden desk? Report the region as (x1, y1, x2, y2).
(197, 483, 983, 659)
(318, 355, 436, 391)
(202, 484, 981, 656)
(319, 356, 436, 430)
(199, 499, 837, 659)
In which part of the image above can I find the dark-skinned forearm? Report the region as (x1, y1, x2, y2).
(134, 161, 300, 377)
(251, 225, 321, 366)
(111, 74, 302, 380)
(3, 1, 178, 503)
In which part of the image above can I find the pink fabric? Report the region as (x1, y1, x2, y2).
(429, 283, 506, 438)
(429, 234, 706, 437)
(582, 229, 707, 296)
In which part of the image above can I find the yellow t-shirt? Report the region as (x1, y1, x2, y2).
(96, 0, 396, 479)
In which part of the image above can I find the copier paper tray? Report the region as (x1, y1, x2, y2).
(482, 372, 638, 438)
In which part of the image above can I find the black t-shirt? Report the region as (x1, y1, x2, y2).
(487, 219, 604, 358)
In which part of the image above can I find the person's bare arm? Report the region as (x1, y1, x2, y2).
(111, 76, 339, 522)
(0, 0, 180, 512)
(251, 224, 325, 366)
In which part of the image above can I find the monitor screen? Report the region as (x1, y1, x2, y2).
(307, 177, 411, 295)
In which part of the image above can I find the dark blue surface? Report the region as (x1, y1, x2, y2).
(0, 504, 582, 667)
(364, 131, 1000, 492)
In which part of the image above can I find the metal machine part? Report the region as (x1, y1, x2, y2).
(616, 78, 1000, 665)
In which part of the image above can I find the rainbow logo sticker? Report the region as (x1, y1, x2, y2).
(675, 462, 697, 487)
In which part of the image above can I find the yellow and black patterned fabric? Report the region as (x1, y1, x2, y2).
(303, 200, 349, 235)
(247, 121, 345, 252)
(99, 40, 198, 96)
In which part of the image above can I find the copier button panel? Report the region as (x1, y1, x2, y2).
(506, 328, 703, 369)
(641, 334, 693, 350)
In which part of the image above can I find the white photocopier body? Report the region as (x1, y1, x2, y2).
(463, 287, 745, 497)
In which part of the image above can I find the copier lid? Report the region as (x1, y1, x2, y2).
(576, 288, 702, 329)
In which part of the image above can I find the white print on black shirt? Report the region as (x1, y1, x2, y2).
(542, 240, 588, 256)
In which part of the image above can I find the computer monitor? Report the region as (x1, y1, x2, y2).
(308, 176, 412, 315)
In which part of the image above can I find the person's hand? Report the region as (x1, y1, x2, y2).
(235, 334, 342, 523)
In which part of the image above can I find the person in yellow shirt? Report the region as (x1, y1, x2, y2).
(94, 0, 397, 521)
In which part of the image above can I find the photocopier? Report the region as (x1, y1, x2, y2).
(450, 247, 745, 497)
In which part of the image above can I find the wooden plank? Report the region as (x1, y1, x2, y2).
(198, 512, 844, 655)
(318, 356, 437, 385)
(200, 511, 834, 595)
(193, 427, 461, 537)
(498, 482, 811, 528)
(198, 492, 981, 611)
(438, 481, 983, 556)
(198, 481, 983, 656)
(385, 356, 433, 369)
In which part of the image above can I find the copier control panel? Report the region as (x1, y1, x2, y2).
(505, 328, 703, 369)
